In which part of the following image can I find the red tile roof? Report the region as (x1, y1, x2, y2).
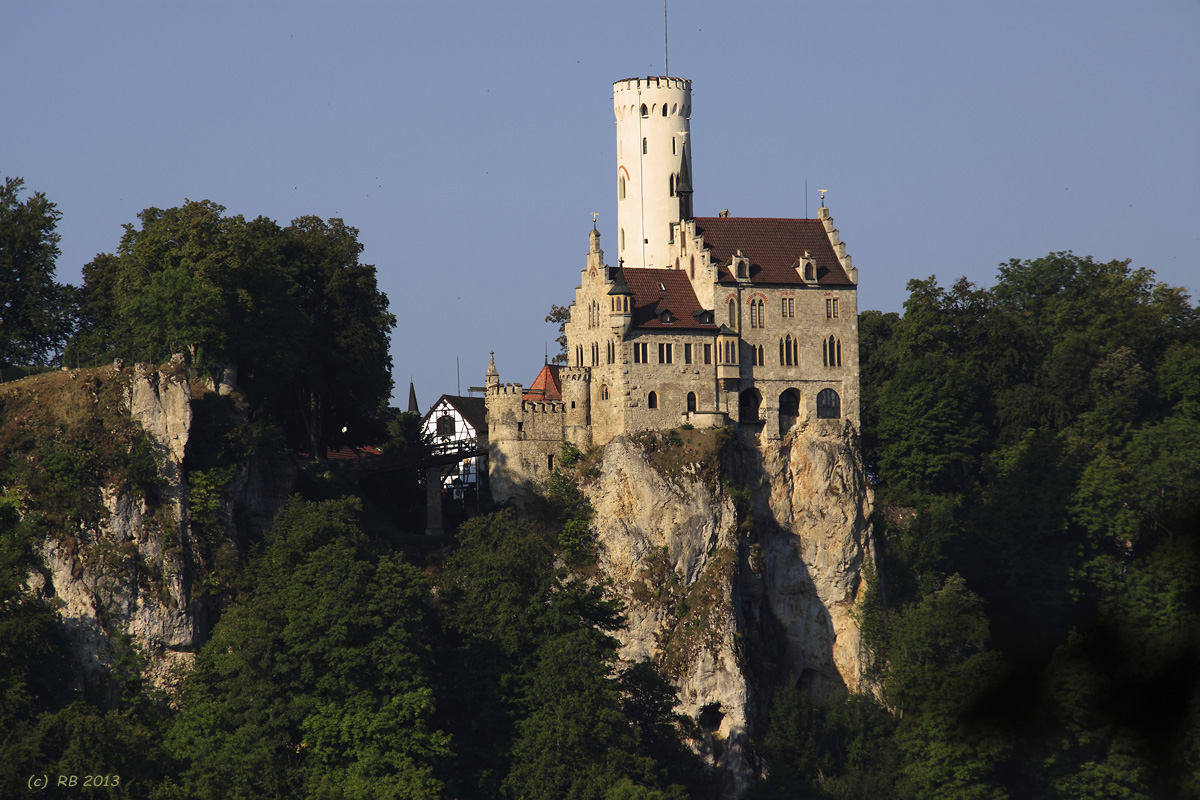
(523, 364, 562, 401)
(693, 217, 855, 286)
(622, 267, 716, 331)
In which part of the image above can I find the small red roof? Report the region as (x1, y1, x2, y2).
(523, 364, 562, 401)
(693, 217, 855, 286)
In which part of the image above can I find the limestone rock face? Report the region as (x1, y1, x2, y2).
(25, 361, 287, 690)
(584, 422, 872, 798)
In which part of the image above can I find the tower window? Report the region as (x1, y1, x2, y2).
(662, 104, 668, 117)
(642, 137, 647, 155)
(817, 388, 841, 419)
(672, 137, 677, 155)
(641, 103, 648, 117)
(827, 298, 839, 319)
(670, 174, 675, 197)
(619, 174, 626, 200)
(600, 384, 609, 400)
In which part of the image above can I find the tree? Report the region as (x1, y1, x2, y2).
(0, 175, 71, 367)
(276, 216, 396, 458)
(546, 304, 570, 364)
(163, 497, 450, 799)
(73, 203, 396, 458)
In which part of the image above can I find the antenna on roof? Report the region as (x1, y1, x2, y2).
(805, 178, 809, 218)
(664, 0, 669, 76)
(457, 357, 461, 395)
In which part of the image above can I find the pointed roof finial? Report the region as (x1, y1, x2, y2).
(486, 350, 498, 378)
(407, 379, 419, 414)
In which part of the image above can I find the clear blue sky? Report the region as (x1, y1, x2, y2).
(5, 1, 1198, 409)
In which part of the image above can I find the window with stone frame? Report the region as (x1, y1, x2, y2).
(817, 388, 841, 419)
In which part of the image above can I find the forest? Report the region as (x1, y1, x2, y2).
(2, 173, 1199, 798)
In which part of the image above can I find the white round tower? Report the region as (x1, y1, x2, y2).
(613, 76, 692, 269)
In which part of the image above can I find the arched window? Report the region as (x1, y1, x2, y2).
(782, 335, 797, 366)
(687, 392, 697, 413)
(805, 263, 815, 281)
(641, 103, 648, 117)
(749, 298, 764, 328)
(728, 298, 736, 326)
(689, 256, 695, 278)
(759, 344, 765, 365)
(648, 391, 658, 409)
(738, 260, 749, 279)
(662, 104, 668, 117)
(436, 414, 455, 437)
(619, 174, 626, 200)
(600, 384, 609, 400)
(822, 337, 829, 367)
(817, 388, 841, 419)
(836, 339, 842, 366)
(670, 174, 675, 197)
(620, 228, 625, 250)
(779, 389, 801, 418)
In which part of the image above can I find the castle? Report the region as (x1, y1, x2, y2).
(486, 76, 860, 499)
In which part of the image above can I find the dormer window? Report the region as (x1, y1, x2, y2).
(733, 250, 750, 281)
(797, 250, 817, 283)
(659, 310, 674, 323)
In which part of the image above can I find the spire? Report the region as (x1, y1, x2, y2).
(587, 222, 605, 271)
(677, 146, 693, 220)
(407, 380, 419, 414)
(485, 351, 499, 391)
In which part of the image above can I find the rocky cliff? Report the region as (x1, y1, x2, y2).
(582, 420, 873, 797)
(13, 361, 286, 690)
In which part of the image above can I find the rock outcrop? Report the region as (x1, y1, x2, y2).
(584, 420, 872, 797)
(22, 360, 286, 690)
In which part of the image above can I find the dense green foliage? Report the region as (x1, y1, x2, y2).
(160, 497, 450, 799)
(62, 200, 396, 458)
(0, 175, 72, 368)
(435, 509, 702, 799)
(756, 253, 1200, 798)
